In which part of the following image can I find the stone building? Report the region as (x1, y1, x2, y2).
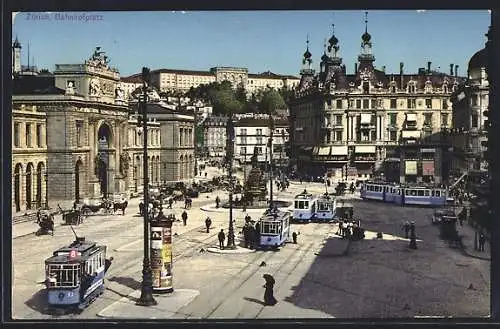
(11, 45, 164, 213)
(123, 67, 300, 97)
(289, 16, 465, 180)
(129, 102, 195, 183)
(203, 115, 228, 162)
(450, 32, 489, 174)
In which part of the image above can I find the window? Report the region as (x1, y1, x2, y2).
(442, 99, 448, 109)
(407, 99, 416, 109)
(256, 136, 263, 145)
(336, 99, 342, 109)
(241, 128, 247, 136)
(35, 124, 43, 147)
(390, 99, 397, 108)
(425, 99, 432, 109)
(26, 123, 32, 147)
(389, 131, 397, 141)
(472, 114, 478, 128)
(408, 83, 416, 93)
(240, 146, 246, 155)
(424, 113, 433, 126)
(363, 82, 370, 94)
(76, 120, 83, 147)
(14, 122, 20, 147)
(441, 113, 449, 127)
(256, 147, 263, 154)
(472, 94, 479, 106)
(349, 100, 354, 108)
(241, 136, 247, 144)
(256, 129, 262, 135)
(390, 85, 396, 93)
(327, 99, 332, 106)
(335, 131, 342, 141)
(335, 115, 342, 126)
(356, 99, 361, 109)
(363, 99, 370, 109)
(388, 113, 397, 126)
(443, 84, 448, 93)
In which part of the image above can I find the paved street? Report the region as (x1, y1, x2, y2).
(12, 168, 490, 319)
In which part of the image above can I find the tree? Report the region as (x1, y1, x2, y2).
(259, 89, 286, 115)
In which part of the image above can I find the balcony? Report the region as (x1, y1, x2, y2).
(332, 122, 344, 130)
(358, 123, 376, 130)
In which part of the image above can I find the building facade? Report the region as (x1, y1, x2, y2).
(12, 42, 195, 213)
(289, 20, 465, 180)
(450, 38, 489, 174)
(123, 67, 300, 97)
(203, 115, 228, 162)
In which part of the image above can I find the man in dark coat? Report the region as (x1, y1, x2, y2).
(181, 210, 188, 226)
(218, 229, 225, 249)
(205, 217, 212, 233)
(292, 232, 298, 244)
(403, 221, 411, 239)
(479, 232, 486, 252)
(215, 196, 220, 208)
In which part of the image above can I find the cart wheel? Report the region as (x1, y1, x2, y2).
(82, 208, 91, 217)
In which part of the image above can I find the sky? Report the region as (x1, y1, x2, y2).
(12, 10, 491, 78)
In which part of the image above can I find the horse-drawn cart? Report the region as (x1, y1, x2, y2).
(58, 205, 83, 225)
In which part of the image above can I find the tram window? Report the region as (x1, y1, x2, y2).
(435, 191, 441, 197)
(411, 190, 417, 196)
(397, 189, 401, 195)
(417, 190, 424, 196)
(304, 201, 309, 208)
(405, 190, 409, 195)
(294, 201, 298, 208)
(431, 190, 435, 197)
(424, 190, 430, 196)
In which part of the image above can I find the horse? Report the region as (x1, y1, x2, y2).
(113, 200, 128, 215)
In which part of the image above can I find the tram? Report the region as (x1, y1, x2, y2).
(313, 194, 337, 222)
(292, 190, 315, 222)
(360, 181, 449, 207)
(258, 208, 291, 249)
(45, 235, 108, 313)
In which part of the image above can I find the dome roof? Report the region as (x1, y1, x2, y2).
(321, 52, 329, 61)
(13, 37, 21, 48)
(468, 47, 486, 71)
(362, 31, 371, 42)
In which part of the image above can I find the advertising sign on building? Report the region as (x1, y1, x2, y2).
(405, 160, 417, 175)
(422, 160, 435, 176)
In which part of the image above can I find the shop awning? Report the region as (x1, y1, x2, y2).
(406, 113, 417, 121)
(355, 145, 376, 154)
(318, 146, 331, 156)
(331, 146, 348, 155)
(402, 130, 421, 138)
(360, 113, 372, 124)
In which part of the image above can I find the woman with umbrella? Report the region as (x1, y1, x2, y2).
(262, 274, 277, 306)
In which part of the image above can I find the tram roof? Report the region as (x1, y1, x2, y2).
(45, 255, 83, 264)
(294, 193, 313, 199)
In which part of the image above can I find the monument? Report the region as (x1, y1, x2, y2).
(242, 148, 267, 206)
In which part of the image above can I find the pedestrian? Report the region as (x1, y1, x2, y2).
(403, 221, 410, 239)
(479, 232, 486, 252)
(292, 231, 298, 244)
(218, 229, 225, 249)
(243, 225, 249, 248)
(262, 274, 277, 306)
(168, 197, 173, 209)
(299, 177, 303, 184)
(215, 196, 220, 209)
(181, 210, 188, 226)
(245, 214, 251, 223)
(205, 172, 208, 178)
(205, 217, 212, 233)
(139, 201, 144, 216)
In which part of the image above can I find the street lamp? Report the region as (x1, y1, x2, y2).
(44, 171, 48, 209)
(226, 110, 236, 249)
(136, 67, 157, 307)
(268, 115, 274, 208)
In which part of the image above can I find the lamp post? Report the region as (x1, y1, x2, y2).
(268, 115, 274, 208)
(134, 165, 138, 192)
(44, 171, 49, 209)
(136, 67, 157, 307)
(226, 110, 236, 249)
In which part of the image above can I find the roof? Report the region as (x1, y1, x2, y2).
(151, 68, 214, 76)
(121, 75, 143, 83)
(235, 117, 288, 127)
(468, 48, 487, 71)
(12, 75, 65, 95)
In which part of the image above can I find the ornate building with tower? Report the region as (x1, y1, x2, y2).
(289, 14, 465, 182)
(12, 41, 190, 214)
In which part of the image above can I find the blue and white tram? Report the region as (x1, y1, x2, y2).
(360, 181, 399, 203)
(313, 194, 337, 221)
(258, 209, 291, 249)
(45, 237, 108, 312)
(292, 190, 315, 222)
(397, 186, 448, 207)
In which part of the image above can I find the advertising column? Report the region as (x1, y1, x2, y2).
(150, 211, 174, 293)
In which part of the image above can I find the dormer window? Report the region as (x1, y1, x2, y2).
(424, 81, 433, 93)
(407, 82, 416, 94)
(363, 82, 370, 94)
(443, 84, 448, 93)
(390, 85, 396, 93)
(452, 82, 458, 92)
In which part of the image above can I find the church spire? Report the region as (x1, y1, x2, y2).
(300, 34, 315, 76)
(358, 11, 375, 63)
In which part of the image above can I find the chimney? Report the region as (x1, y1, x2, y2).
(427, 61, 431, 73)
(455, 65, 459, 77)
(450, 64, 454, 76)
(355, 63, 358, 74)
(400, 62, 404, 75)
